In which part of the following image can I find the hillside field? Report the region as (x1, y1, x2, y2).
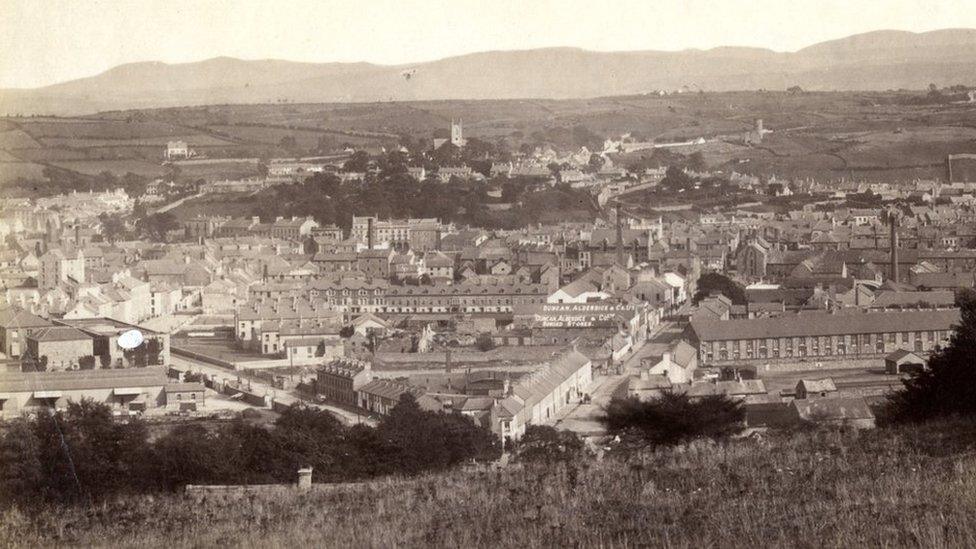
(4, 91, 976, 186)
(2, 419, 975, 548)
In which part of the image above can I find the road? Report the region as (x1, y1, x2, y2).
(550, 318, 681, 436)
(169, 355, 374, 426)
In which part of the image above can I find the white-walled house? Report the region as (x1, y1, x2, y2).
(547, 279, 610, 304)
(643, 340, 698, 384)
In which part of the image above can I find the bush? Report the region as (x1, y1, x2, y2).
(475, 333, 494, 352)
(601, 392, 744, 446)
(515, 425, 586, 463)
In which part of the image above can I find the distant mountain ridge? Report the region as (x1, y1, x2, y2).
(4, 29, 976, 115)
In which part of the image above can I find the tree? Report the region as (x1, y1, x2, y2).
(378, 394, 500, 475)
(660, 165, 694, 191)
(475, 333, 494, 352)
(0, 400, 151, 505)
(342, 151, 370, 173)
(685, 151, 706, 172)
(887, 289, 976, 422)
(136, 212, 178, 242)
(515, 425, 586, 463)
(97, 212, 127, 242)
(339, 325, 355, 338)
(587, 153, 605, 173)
(694, 272, 747, 304)
(601, 392, 744, 446)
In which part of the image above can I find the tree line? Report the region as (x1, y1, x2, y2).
(0, 394, 498, 508)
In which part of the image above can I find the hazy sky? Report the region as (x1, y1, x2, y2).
(2, 0, 974, 88)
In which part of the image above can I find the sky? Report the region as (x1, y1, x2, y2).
(2, 0, 975, 88)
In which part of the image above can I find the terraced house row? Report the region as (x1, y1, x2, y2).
(690, 309, 960, 368)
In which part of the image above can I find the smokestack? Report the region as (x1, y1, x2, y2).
(75, 224, 80, 246)
(615, 204, 623, 266)
(890, 213, 899, 283)
(366, 217, 374, 250)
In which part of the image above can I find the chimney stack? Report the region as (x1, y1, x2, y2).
(296, 467, 313, 491)
(889, 211, 900, 283)
(615, 204, 624, 266)
(366, 217, 374, 250)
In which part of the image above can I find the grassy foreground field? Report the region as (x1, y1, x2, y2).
(2, 420, 975, 548)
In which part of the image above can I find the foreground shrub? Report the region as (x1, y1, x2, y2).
(887, 289, 976, 422)
(601, 392, 744, 446)
(514, 425, 586, 463)
(0, 400, 151, 506)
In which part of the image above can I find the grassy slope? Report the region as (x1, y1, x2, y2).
(3, 420, 976, 547)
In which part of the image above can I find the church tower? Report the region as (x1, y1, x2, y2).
(450, 119, 464, 147)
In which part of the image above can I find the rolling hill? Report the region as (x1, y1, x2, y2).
(3, 29, 976, 115)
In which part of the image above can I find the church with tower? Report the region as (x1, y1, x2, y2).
(433, 119, 467, 149)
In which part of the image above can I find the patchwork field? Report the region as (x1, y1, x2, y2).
(4, 90, 976, 185)
(48, 159, 168, 177)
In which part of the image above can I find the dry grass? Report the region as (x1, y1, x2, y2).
(2, 420, 976, 548)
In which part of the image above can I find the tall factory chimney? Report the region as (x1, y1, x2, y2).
(888, 209, 900, 283)
(615, 203, 624, 266)
(366, 217, 374, 250)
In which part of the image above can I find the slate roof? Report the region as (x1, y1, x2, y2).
(29, 326, 91, 342)
(0, 366, 167, 392)
(0, 306, 52, 329)
(797, 378, 837, 394)
(691, 309, 960, 341)
(511, 350, 591, 410)
(358, 379, 425, 401)
(870, 290, 956, 309)
(680, 379, 767, 398)
(792, 397, 874, 421)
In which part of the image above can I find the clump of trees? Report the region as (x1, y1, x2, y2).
(886, 289, 976, 422)
(514, 425, 586, 463)
(601, 392, 744, 446)
(0, 394, 499, 508)
(693, 273, 748, 305)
